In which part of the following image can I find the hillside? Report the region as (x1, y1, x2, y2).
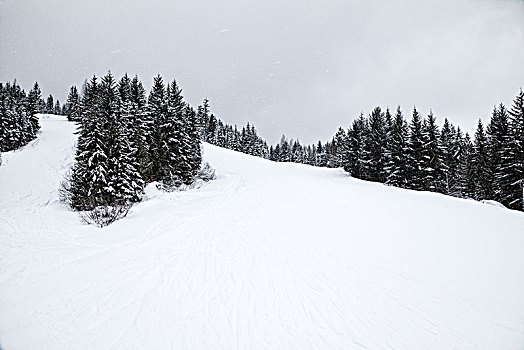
(1, 114, 523, 349)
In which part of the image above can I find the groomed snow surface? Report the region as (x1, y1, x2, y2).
(1, 115, 524, 349)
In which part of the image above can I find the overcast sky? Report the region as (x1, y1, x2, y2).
(1, 0, 523, 144)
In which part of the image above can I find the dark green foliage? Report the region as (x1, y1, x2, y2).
(385, 106, 409, 187)
(500, 89, 524, 210)
(488, 104, 510, 203)
(407, 107, 425, 190)
(365, 106, 388, 182)
(0, 80, 39, 153)
(68, 73, 203, 214)
(471, 120, 492, 200)
(421, 111, 442, 192)
(65, 86, 81, 121)
(439, 119, 460, 195)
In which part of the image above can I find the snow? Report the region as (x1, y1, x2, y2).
(1, 114, 524, 349)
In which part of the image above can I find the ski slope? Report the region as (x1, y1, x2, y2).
(1, 114, 524, 349)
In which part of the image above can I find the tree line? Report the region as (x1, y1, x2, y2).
(2, 76, 523, 213)
(199, 90, 524, 212)
(0, 81, 42, 165)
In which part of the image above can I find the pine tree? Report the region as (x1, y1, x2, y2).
(457, 132, 474, 198)
(334, 127, 348, 169)
(70, 75, 108, 209)
(46, 95, 54, 113)
(54, 100, 61, 115)
(65, 86, 81, 121)
(184, 105, 202, 179)
(385, 106, 409, 187)
(500, 89, 524, 210)
(471, 119, 492, 200)
(101, 72, 144, 204)
(26, 82, 41, 133)
(147, 74, 169, 182)
(167, 78, 192, 185)
(487, 104, 510, 204)
(406, 107, 425, 190)
(346, 113, 367, 178)
(315, 140, 327, 167)
(365, 106, 388, 182)
(421, 111, 442, 192)
(129, 75, 152, 181)
(439, 118, 460, 195)
(196, 99, 211, 141)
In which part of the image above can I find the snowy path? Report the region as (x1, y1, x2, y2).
(1, 115, 524, 349)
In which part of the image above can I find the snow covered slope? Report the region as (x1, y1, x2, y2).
(1, 115, 524, 349)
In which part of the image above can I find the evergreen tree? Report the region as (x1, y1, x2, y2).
(334, 127, 348, 169)
(421, 111, 442, 192)
(346, 113, 367, 178)
(147, 74, 169, 182)
(365, 106, 388, 182)
(439, 118, 460, 196)
(46, 95, 54, 113)
(184, 105, 202, 179)
(500, 89, 524, 210)
(65, 86, 81, 121)
(196, 99, 210, 141)
(54, 100, 62, 115)
(70, 75, 108, 209)
(385, 106, 409, 187)
(406, 107, 425, 190)
(101, 72, 144, 204)
(487, 104, 510, 204)
(26, 82, 41, 132)
(471, 119, 492, 200)
(315, 140, 327, 167)
(457, 131, 474, 198)
(129, 75, 153, 181)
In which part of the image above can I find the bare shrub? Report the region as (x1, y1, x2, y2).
(79, 200, 131, 228)
(58, 168, 73, 204)
(197, 162, 216, 182)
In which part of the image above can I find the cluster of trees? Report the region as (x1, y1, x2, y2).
(43, 94, 65, 115)
(0, 81, 41, 158)
(3, 76, 522, 213)
(196, 99, 269, 158)
(194, 89, 524, 212)
(66, 72, 202, 214)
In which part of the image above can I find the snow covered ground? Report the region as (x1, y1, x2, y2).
(1, 114, 524, 349)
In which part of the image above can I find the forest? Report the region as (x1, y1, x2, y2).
(1, 76, 523, 216)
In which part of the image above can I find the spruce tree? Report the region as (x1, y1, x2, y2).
(148, 74, 169, 182)
(406, 107, 425, 190)
(500, 89, 524, 210)
(487, 104, 510, 204)
(365, 106, 388, 182)
(421, 111, 442, 192)
(27, 82, 41, 133)
(385, 106, 409, 187)
(457, 132, 474, 198)
(471, 119, 492, 200)
(439, 118, 460, 196)
(46, 95, 54, 113)
(184, 105, 202, 180)
(129, 75, 153, 181)
(70, 75, 108, 209)
(65, 86, 81, 121)
(346, 113, 367, 178)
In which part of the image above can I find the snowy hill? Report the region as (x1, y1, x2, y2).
(1, 115, 524, 349)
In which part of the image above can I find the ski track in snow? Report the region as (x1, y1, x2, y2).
(1, 114, 524, 349)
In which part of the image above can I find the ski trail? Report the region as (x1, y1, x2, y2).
(1, 115, 524, 349)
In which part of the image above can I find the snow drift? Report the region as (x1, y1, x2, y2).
(1, 115, 523, 349)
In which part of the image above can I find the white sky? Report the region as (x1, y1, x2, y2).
(1, 0, 523, 143)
